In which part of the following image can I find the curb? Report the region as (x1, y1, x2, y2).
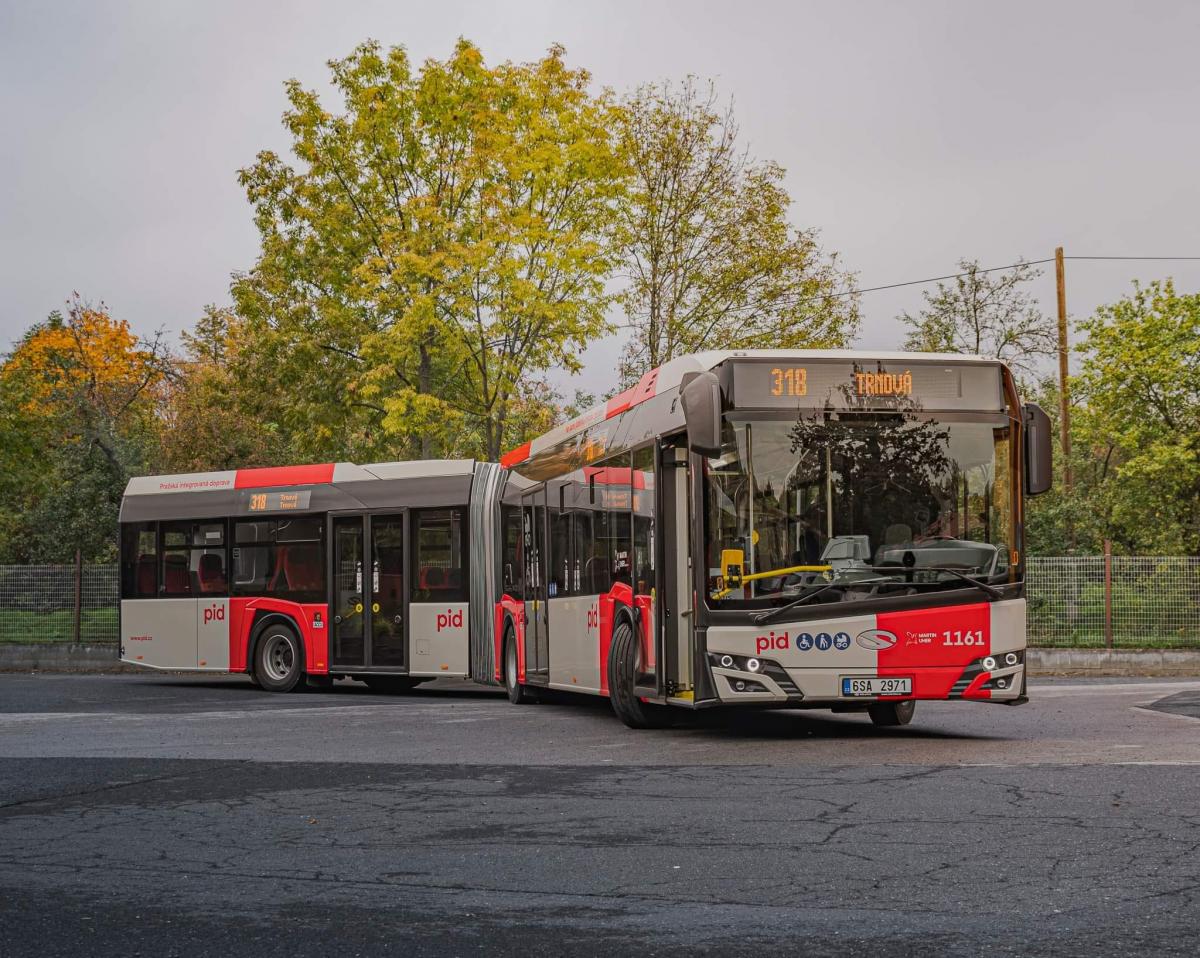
(1028, 648, 1200, 677)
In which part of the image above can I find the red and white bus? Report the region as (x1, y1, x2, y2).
(118, 460, 499, 692)
(490, 350, 1053, 727)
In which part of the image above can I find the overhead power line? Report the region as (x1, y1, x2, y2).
(609, 253, 1200, 329)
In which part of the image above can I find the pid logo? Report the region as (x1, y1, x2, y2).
(202, 603, 225, 625)
(754, 631, 790, 655)
(436, 609, 464, 632)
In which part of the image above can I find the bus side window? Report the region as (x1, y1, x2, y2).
(120, 522, 158, 598)
(549, 499, 571, 598)
(412, 508, 467, 602)
(160, 521, 195, 596)
(632, 446, 655, 597)
(501, 505, 523, 600)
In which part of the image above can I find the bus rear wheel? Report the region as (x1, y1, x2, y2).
(868, 700, 916, 727)
(504, 630, 536, 704)
(607, 619, 666, 729)
(253, 623, 305, 693)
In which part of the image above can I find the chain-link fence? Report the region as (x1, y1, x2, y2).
(1027, 556, 1200, 649)
(0, 558, 1198, 648)
(0, 563, 119, 644)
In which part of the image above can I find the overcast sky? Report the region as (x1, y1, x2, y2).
(2, 0, 1198, 397)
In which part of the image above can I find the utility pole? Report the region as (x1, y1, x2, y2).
(1054, 247, 1072, 493)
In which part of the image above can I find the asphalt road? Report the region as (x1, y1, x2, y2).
(1, 672, 1198, 957)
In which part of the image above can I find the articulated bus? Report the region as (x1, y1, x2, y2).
(120, 349, 1051, 729)
(492, 349, 1052, 727)
(118, 459, 504, 692)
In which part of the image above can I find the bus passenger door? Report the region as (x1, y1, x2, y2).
(369, 514, 406, 669)
(330, 515, 367, 669)
(521, 489, 549, 682)
(658, 441, 692, 696)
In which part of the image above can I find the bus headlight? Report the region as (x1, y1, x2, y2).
(982, 656, 997, 671)
(745, 658, 761, 673)
(719, 654, 734, 668)
(1005, 652, 1019, 666)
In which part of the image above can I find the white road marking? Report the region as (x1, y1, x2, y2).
(1031, 681, 1200, 696)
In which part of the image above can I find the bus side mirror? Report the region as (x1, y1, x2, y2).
(681, 370, 722, 457)
(1023, 402, 1053, 496)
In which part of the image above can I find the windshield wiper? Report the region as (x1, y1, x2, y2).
(752, 577, 897, 624)
(865, 565, 1004, 600)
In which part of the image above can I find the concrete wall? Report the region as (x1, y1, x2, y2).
(0, 644, 134, 672)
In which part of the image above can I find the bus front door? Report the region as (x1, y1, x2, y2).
(330, 513, 408, 672)
(521, 490, 549, 683)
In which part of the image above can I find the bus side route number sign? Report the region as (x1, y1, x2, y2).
(240, 490, 312, 514)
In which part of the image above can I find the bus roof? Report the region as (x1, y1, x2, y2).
(500, 348, 1003, 470)
(119, 459, 477, 523)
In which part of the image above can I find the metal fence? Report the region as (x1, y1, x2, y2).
(0, 563, 119, 644)
(1027, 556, 1200, 649)
(1, 558, 1198, 649)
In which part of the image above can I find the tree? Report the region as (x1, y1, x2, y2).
(1072, 279, 1200, 553)
(900, 259, 1056, 379)
(0, 296, 169, 561)
(233, 39, 628, 462)
(158, 306, 293, 472)
(615, 79, 859, 388)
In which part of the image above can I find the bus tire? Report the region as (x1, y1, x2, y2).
(252, 622, 305, 693)
(503, 629, 535, 704)
(868, 700, 916, 727)
(607, 618, 666, 729)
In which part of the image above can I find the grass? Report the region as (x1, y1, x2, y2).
(0, 609, 119, 644)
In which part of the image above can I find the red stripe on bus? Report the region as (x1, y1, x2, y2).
(234, 464, 335, 489)
(500, 442, 531, 468)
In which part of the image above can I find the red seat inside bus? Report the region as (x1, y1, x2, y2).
(163, 554, 191, 594)
(136, 554, 156, 595)
(198, 553, 226, 593)
(419, 566, 447, 590)
(270, 544, 322, 595)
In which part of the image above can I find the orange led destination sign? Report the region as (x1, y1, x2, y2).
(854, 369, 912, 397)
(241, 490, 312, 514)
(728, 360, 1005, 411)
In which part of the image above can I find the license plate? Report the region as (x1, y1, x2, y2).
(841, 676, 912, 697)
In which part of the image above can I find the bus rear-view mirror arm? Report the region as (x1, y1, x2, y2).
(680, 370, 723, 457)
(1022, 402, 1053, 496)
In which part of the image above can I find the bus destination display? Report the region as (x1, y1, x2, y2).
(729, 360, 1005, 412)
(240, 490, 312, 514)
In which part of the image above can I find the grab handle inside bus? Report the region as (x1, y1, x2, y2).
(1022, 402, 1053, 496)
(680, 370, 722, 457)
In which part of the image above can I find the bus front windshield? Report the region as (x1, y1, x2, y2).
(704, 410, 1016, 608)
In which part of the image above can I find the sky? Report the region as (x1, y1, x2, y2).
(2, 0, 1198, 398)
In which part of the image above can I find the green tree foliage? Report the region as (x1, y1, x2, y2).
(0, 297, 169, 561)
(900, 259, 1056, 380)
(615, 79, 859, 388)
(1073, 279, 1200, 553)
(233, 39, 627, 461)
(1025, 279, 1200, 555)
(158, 306, 293, 472)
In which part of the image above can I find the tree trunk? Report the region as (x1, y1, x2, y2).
(418, 342, 432, 459)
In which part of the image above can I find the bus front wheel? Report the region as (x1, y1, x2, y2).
(607, 619, 666, 729)
(253, 623, 305, 693)
(868, 700, 916, 727)
(504, 630, 535, 704)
